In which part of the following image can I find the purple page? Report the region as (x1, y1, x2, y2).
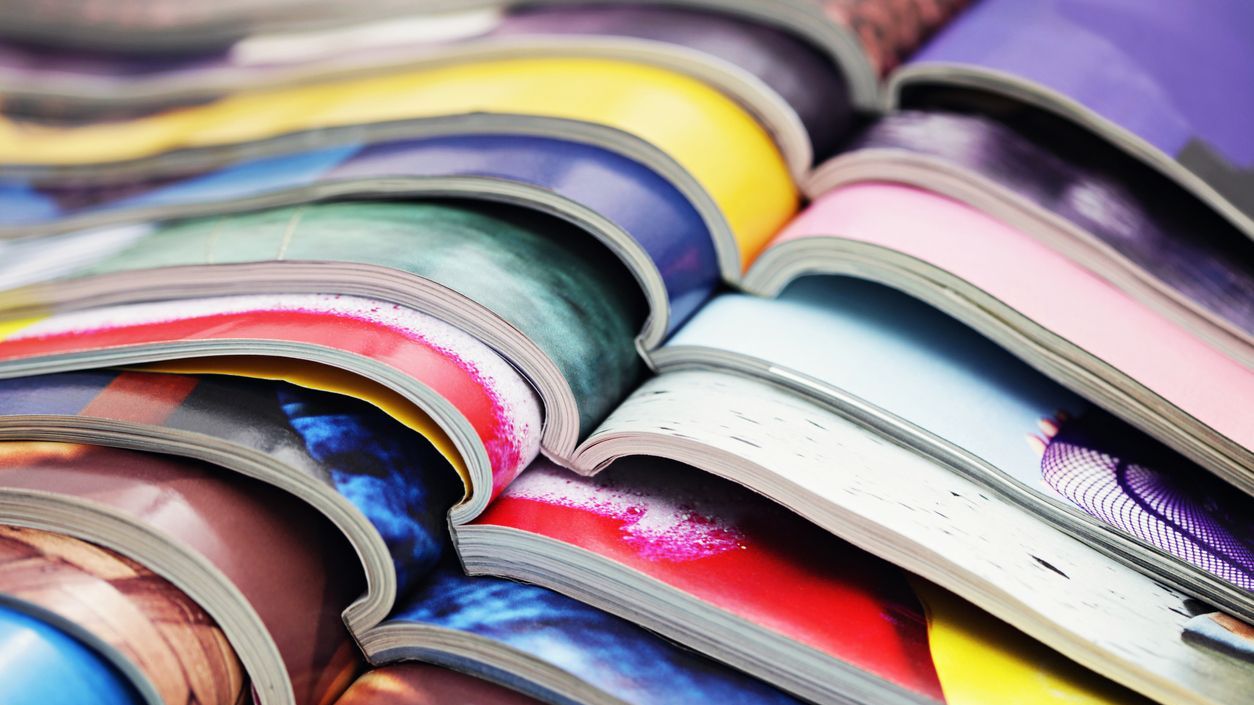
(899, 0, 1254, 227)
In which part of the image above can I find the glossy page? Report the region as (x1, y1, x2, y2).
(762, 183, 1254, 465)
(0, 294, 543, 492)
(0, 524, 246, 705)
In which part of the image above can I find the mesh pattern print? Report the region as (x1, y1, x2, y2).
(1042, 419, 1254, 591)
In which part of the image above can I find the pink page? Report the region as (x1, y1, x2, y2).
(767, 182, 1254, 452)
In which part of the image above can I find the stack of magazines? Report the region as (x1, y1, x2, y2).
(0, 1, 1249, 704)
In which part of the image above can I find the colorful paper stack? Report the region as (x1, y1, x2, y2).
(0, 2, 1249, 704)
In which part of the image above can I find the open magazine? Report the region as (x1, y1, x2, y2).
(0, 3, 1250, 705)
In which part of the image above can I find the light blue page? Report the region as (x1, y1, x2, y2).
(667, 276, 1085, 490)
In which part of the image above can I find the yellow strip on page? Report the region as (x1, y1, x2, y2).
(914, 578, 1152, 704)
(137, 356, 471, 489)
(0, 57, 796, 268)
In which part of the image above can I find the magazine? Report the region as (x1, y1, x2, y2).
(461, 456, 1153, 705)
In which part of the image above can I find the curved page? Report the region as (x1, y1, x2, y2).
(750, 183, 1254, 489)
(0, 133, 719, 331)
(896, 0, 1254, 232)
(0, 524, 246, 705)
(0, 441, 364, 705)
(5, 201, 643, 439)
(827, 110, 1254, 341)
(580, 370, 1254, 705)
(0, 369, 503, 607)
(0, 294, 542, 494)
(0, 57, 796, 267)
(663, 278, 1254, 596)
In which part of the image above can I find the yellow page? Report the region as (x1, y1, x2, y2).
(0, 58, 796, 267)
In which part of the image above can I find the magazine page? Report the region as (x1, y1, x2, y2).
(0, 57, 797, 265)
(893, 0, 1254, 231)
(0, 131, 722, 334)
(0, 524, 247, 705)
(581, 369, 1254, 705)
(470, 456, 1150, 704)
(747, 182, 1254, 488)
(661, 277, 1254, 595)
(819, 110, 1254, 346)
(0, 441, 364, 705)
(0, 294, 541, 496)
(5, 202, 644, 439)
